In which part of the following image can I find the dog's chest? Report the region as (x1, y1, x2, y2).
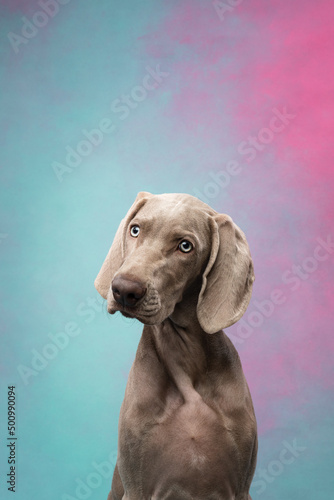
(118, 372, 238, 496)
(115, 328, 255, 496)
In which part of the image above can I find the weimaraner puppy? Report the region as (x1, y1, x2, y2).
(95, 192, 257, 500)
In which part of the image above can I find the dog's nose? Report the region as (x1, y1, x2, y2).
(112, 276, 147, 307)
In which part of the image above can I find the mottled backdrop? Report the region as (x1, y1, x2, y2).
(0, 0, 333, 499)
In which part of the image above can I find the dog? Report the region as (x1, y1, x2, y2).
(95, 192, 257, 500)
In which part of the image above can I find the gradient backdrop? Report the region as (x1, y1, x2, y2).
(1, 1, 333, 499)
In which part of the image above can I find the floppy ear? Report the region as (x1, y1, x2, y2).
(94, 191, 152, 298)
(197, 214, 255, 334)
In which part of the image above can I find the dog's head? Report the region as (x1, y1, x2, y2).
(95, 192, 254, 334)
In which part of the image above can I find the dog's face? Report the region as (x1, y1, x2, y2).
(95, 192, 255, 333)
(107, 195, 212, 325)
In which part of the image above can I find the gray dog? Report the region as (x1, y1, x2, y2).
(95, 192, 257, 500)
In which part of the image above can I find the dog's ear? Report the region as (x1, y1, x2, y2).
(197, 214, 255, 334)
(94, 191, 152, 298)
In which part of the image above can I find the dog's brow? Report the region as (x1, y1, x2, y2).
(171, 230, 197, 241)
(130, 216, 153, 225)
(131, 217, 199, 244)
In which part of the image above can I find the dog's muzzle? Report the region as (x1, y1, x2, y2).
(108, 276, 162, 323)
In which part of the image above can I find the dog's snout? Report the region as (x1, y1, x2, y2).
(112, 276, 147, 308)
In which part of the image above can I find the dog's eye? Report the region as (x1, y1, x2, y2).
(178, 240, 193, 253)
(130, 225, 140, 237)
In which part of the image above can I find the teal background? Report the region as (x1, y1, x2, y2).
(1, 1, 334, 499)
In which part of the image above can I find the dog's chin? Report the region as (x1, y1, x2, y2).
(107, 301, 164, 325)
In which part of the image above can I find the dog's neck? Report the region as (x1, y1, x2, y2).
(146, 281, 223, 404)
(148, 319, 207, 404)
